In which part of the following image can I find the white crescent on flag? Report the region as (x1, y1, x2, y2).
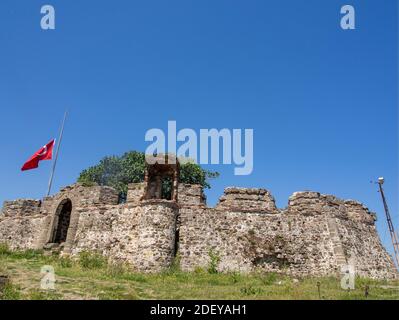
(37, 145, 48, 157)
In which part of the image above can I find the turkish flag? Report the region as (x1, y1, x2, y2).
(21, 140, 55, 171)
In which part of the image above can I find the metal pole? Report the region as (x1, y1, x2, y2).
(378, 179, 399, 268)
(46, 111, 68, 197)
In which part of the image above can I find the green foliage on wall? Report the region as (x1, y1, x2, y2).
(77, 151, 219, 197)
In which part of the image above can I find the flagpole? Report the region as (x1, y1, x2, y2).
(46, 110, 68, 197)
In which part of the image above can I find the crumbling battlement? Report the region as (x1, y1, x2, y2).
(286, 191, 376, 225)
(0, 175, 397, 279)
(178, 184, 206, 207)
(127, 183, 146, 205)
(216, 187, 278, 213)
(1, 199, 42, 217)
(38, 183, 119, 217)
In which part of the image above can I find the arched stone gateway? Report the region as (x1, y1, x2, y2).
(49, 199, 73, 245)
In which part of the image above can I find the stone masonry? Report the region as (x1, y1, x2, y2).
(0, 165, 397, 279)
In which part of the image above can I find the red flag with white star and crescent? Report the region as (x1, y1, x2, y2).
(21, 139, 55, 171)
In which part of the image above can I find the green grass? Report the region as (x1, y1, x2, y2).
(0, 245, 398, 300)
(78, 251, 108, 270)
(1, 283, 22, 300)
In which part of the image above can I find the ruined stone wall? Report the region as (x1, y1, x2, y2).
(0, 184, 120, 251)
(1, 200, 41, 217)
(337, 200, 397, 279)
(134, 201, 178, 271)
(68, 204, 128, 257)
(127, 183, 146, 205)
(178, 184, 206, 207)
(0, 183, 397, 278)
(38, 184, 119, 252)
(215, 188, 278, 213)
(69, 200, 178, 272)
(0, 184, 179, 272)
(178, 189, 398, 279)
(179, 207, 339, 276)
(0, 200, 46, 250)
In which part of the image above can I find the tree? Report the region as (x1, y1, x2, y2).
(77, 151, 219, 198)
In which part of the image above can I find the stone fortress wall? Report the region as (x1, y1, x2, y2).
(0, 159, 397, 279)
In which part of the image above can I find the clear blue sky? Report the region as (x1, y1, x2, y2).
(0, 1, 398, 256)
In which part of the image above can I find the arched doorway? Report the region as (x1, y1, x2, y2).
(51, 199, 72, 244)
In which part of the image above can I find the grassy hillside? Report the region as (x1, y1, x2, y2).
(0, 245, 398, 300)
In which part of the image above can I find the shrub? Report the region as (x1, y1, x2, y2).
(0, 245, 44, 260)
(261, 272, 278, 286)
(11, 249, 43, 260)
(0, 243, 11, 256)
(106, 262, 129, 278)
(207, 249, 221, 274)
(165, 254, 181, 275)
(194, 267, 206, 274)
(230, 272, 241, 284)
(77, 151, 219, 198)
(58, 256, 74, 269)
(78, 251, 107, 270)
